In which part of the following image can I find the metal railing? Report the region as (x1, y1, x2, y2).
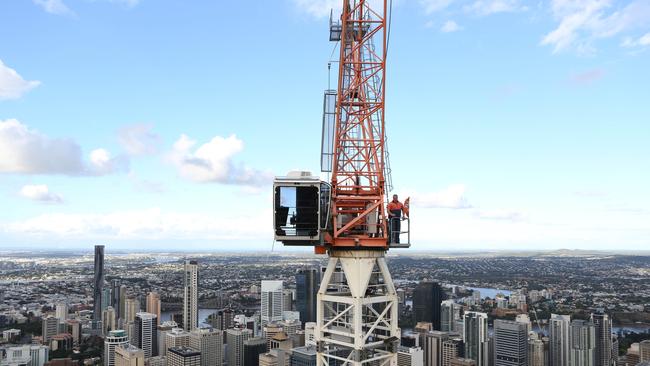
(388, 216, 410, 248)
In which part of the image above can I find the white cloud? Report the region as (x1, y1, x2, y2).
(441, 20, 462, 32)
(89, 148, 129, 175)
(542, 0, 650, 53)
(19, 185, 64, 204)
(169, 134, 272, 186)
(118, 123, 160, 156)
(420, 0, 456, 14)
(0, 119, 127, 176)
(464, 0, 525, 16)
(641, 33, 650, 45)
(474, 209, 526, 222)
(0, 59, 41, 100)
(412, 184, 472, 209)
(621, 32, 650, 47)
(1, 208, 269, 241)
(33, 0, 73, 15)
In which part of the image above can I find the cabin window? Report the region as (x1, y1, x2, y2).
(274, 185, 319, 238)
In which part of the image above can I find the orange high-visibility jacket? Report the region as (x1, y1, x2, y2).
(388, 201, 408, 217)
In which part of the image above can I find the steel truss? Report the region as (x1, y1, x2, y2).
(316, 250, 399, 365)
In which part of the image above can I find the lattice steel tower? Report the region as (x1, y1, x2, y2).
(273, 1, 407, 365)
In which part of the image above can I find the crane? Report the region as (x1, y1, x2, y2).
(273, 0, 408, 364)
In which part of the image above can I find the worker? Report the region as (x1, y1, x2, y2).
(387, 194, 408, 244)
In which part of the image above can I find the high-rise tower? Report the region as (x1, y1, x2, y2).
(529, 338, 546, 366)
(111, 279, 121, 319)
(591, 313, 612, 366)
(295, 268, 320, 323)
(183, 260, 198, 331)
(569, 320, 596, 366)
(414, 282, 445, 330)
(549, 314, 571, 366)
(104, 330, 130, 366)
(494, 319, 528, 366)
(464, 312, 489, 366)
(55, 302, 68, 323)
(94, 245, 105, 326)
(441, 300, 461, 333)
(226, 328, 252, 366)
(189, 328, 222, 366)
(134, 312, 158, 358)
(261, 280, 283, 327)
(146, 292, 161, 326)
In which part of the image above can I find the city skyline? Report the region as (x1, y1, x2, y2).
(1, 1, 649, 251)
(1, 249, 648, 366)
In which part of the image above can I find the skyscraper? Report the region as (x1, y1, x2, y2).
(263, 323, 284, 351)
(112, 279, 121, 319)
(259, 353, 279, 366)
(207, 309, 234, 330)
(168, 347, 201, 366)
(103, 288, 112, 311)
(424, 331, 450, 366)
(413, 282, 445, 330)
(528, 338, 546, 366)
(640, 340, 650, 362)
(119, 285, 127, 323)
(115, 345, 145, 366)
(282, 289, 293, 312)
(304, 322, 316, 346)
(515, 314, 532, 335)
(189, 328, 222, 366)
(549, 314, 571, 366)
(42, 316, 59, 344)
(103, 306, 117, 335)
(226, 328, 252, 366)
(397, 346, 425, 366)
(55, 302, 68, 323)
(443, 337, 464, 366)
(569, 320, 596, 366)
(134, 312, 158, 358)
(591, 313, 612, 366)
(183, 260, 199, 332)
(261, 281, 284, 327)
(463, 312, 489, 366)
(494, 319, 528, 366)
(441, 300, 461, 333)
(289, 346, 318, 365)
(2, 345, 49, 366)
(243, 338, 267, 366)
(279, 319, 301, 338)
(125, 297, 140, 324)
(94, 245, 105, 325)
(67, 319, 82, 347)
(295, 268, 320, 323)
(104, 330, 130, 366)
(165, 327, 190, 355)
(146, 292, 161, 326)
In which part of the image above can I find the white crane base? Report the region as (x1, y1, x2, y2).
(316, 250, 400, 366)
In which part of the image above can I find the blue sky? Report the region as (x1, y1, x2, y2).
(0, 0, 649, 251)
